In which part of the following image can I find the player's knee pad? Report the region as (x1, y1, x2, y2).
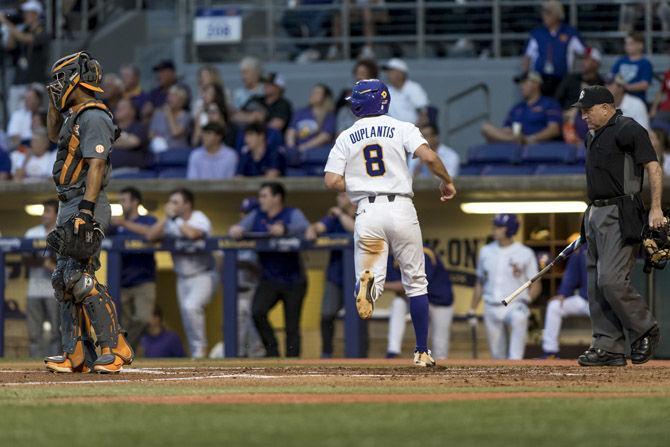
(62, 258, 95, 303)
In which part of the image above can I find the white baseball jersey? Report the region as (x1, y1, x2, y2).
(324, 115, 428, 203)
(477, 241, 539, 305)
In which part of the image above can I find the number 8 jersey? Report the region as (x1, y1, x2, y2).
(324, 115, 428, 204)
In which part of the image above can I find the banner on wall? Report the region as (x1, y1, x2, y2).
(193, 7, 242, 45)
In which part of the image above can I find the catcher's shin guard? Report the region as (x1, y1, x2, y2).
(45, 303, 96, 373)
(82, 282, 134, 373)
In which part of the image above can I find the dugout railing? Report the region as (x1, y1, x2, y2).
(0, 235, 366, 358)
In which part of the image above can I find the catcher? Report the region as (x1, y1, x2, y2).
(43, 51, 133, 373)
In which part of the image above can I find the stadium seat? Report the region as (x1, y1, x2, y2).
(285, 167, 307, 177)
(112, 170, 157, 179)
(153, 148, 191, 168)
(458, 164, 483, 176)
(522, 142, 576, 164)
(466, 142, 523, 164)
(535, 164, 586, 175)
(157, 167, 187, 178)
(576, 146, 586, 163)
(481, 164, 536, 176)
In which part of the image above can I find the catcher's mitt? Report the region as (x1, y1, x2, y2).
(47, 212, 104, 261)
(642, 217, 670, 273)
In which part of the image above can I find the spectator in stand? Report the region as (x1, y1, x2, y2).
(481, 71, 563, 144)
(10, 127, 55, 182)
(229, 182, 309, 357)
(187, 122, 238, 180)
(191, 82, 231, 148)
(409, 124, 460, 178)
(522, 0, 585, 97)
(24, 199, 60, 357)
(383, 58, 429, 126)
(120, 63, 149, 114)
(285, 84, 336, 163)
(555, 48, 605, 110)
(145, 60, 189, 119)
(110, 98, 150, 172)
(233, 56, 264, 110)
(0, 150, 10, 180)
(0, 1, 49, 114)
(237, 123, 283, 177)
(149, 84, 192, 153)
(146, 189, 217, 359)
(262, 72, 293, 133)
(606, 74, 650, 131)
(281, 0, 335, 63)
(541, 243, 589, 359)
(610, 32, 653, 103)
(304, 193, 364, 358)
(336, 59, 379, 134)
(140, 307, 186, 358)
(7, 83, 44, 150)
(650, 67, 670, 124)
(101, 73, 124, 114)
(328, 0, 388, 60)
(109, 187, 158, 350)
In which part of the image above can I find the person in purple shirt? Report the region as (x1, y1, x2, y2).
(285, 84, 336, 165)
(109, 187, 158, 350)
(229, 182, 309, 357)
(610, 32, 654, 103)
(236, 122, 284, 177)
(541, 243, 589, 358)
(140, 307, 186, 358)
(481, 71, 563, 144)
(305, 192, 367, 358)
(187, 122, 238, 180)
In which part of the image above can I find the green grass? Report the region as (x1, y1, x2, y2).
(1, 398, 669, 447)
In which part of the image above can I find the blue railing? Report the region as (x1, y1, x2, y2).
(0, 235, 364, 358)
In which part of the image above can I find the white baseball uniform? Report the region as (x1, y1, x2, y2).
(324, 115, 429, 299)
(477, 241, 539, 359)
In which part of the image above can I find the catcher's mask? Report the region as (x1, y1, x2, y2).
(642, 217, 670, 273)
(48, 51, 104, 112)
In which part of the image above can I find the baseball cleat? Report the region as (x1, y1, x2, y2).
(577, 348, 626, 367)
(631, 326, 661, 364)
(413, 350, 436, 367)
(92, 353, 125, 374)
(44, 355, 91, 373)
(355, 270, 375, 319)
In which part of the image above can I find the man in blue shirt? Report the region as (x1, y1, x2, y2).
(140, 306, 186, 358)
(229, 182, 309, 357)
(236, 122, 285, 177)
(541, 243, 589, 358)
(109, 187, 158, 350)
(610, 32, 654, 103)
(481, 71, 563, 144)
(305, 192, 367, 358)
(385, 246, 454, 360)
(522, 0, 585, 96)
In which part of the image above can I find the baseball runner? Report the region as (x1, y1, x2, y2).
(324, 79, 456, 366)
(43, 51, 134, 373)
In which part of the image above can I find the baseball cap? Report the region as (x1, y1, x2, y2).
(514, 71, 543, 84)
(152, 60, 176, 72)
(240, 197, 259, 214)
(21, 0, 43, 14)
(382, 58, 408, 74)
(571, 85, 615, 108)
(262, 72, 286, 89)
(584, 47, 602, 63)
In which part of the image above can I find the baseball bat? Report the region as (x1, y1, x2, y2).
(501, 237, 583, 306)
(471, 324, 478, 359)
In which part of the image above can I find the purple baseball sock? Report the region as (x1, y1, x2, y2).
(409, 294, 429, 352)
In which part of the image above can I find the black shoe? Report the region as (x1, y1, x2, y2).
(631, 326, 661, 365)
(577, 348, 627, 366)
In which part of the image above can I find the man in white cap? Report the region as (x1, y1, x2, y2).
(0, 1, 49, 114)
(383, 58, 429, 125)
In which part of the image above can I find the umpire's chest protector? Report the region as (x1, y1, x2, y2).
(52, 100, 113, 190)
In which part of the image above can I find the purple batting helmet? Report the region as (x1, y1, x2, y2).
(493, 213, 520, 238)
(346, 79, 391, 118)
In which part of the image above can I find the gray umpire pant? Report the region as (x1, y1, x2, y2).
(584, 204, 657, 354)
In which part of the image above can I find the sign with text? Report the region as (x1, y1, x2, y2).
(194, 7, 242, 45)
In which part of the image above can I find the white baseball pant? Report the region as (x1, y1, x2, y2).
(176, 271, 216, 358)
(354, 196, 428, 299)
(541, 295, 590, 353)
(483, 301, 530, 360)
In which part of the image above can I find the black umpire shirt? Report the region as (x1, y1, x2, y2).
(585, 110, 657, 202)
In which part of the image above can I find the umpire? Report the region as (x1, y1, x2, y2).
(574, 85, 662, 366)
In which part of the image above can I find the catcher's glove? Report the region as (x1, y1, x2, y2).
(642, 217, 670, 273)
(47, 212, 104, 261)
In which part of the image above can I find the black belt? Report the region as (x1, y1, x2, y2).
(57, 186, 86, 202)
(591, 194, 635, 207)
(367, 194, 405, 203)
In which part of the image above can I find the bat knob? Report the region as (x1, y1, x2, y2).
(501, 300, 508, 307)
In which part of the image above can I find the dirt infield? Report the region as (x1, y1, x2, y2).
(1, 358, 670, 406)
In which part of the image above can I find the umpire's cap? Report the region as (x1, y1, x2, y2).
(347, 79, 390, 118)
(571, 85, 615, 109)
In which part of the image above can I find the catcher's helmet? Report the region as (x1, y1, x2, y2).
(48, 51, 104, 112)
(346, 79, 390, 118)
(493, 213, 520, 237)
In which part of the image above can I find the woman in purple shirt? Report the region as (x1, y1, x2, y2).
(285, 84, 336, 164)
